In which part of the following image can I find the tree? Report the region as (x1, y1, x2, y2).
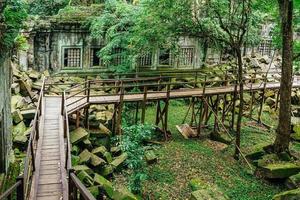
(273, 0, 294, 154)
(28, 0, 69, 16)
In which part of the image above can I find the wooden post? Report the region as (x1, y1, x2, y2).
(61, 92, 65, 116)
(214, 95, 219, 133)
(163, 84, 171, 139)
(155, 100, 161, 126)
(258, 81, 267, 123)
(16, 176, 24, 200)
(84, 106, 89, 129)
(141, 86, 147, 124)
(197, 97, 204, 136)
(190, 97, 196, 126)
(249, 78, 255, 119)
(117, 85, 124, 135)
(76, 111, 80, 128)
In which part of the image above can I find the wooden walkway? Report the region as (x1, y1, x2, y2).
(30, 97, 67, 200)
(66, 81, 300, 113)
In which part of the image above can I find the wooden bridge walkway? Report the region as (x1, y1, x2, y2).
(3, 72, 300, 200)
(30, 97, 67, 200)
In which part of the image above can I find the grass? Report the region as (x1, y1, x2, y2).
(114, 100, 285, 199)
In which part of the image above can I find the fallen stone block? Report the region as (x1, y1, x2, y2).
(11, 83, 20, 94)
(144, 150, 158, 164)
(286, 173, 300, 189)
(258, 163, 300, 179)
(92, 146, 107, 156)
(94, 173, 114, 198)
(79, 149, 92, 164)
(101, 165, 114, 176)
(112, 188, 138, 200)
(73, 165, 93, 175)
(70, 127, 89, 144)
(20, 109, 35, 120)
(12, 110, 23, 124)
(90, 154, 106, 167)
(273, 189, 300, 200)
(77, 171, 93, 187)
(111, 153, 128, 168)
(190, 189, 228, 200)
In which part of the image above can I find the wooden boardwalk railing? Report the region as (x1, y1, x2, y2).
(2, 70, 300, 200)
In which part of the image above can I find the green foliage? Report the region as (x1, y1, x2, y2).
(120, 123, 155, 194)
(2, 0, 27, 51)
(28, 0, 69, 16)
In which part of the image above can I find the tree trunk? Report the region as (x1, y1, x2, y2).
(234, 47, 244, 159)
(274, 0, 293, 153)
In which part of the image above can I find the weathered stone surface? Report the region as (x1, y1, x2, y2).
(258, 163, 300, 179)
(88, 186, 100, 198)
(11, 83, 20, 94)
(111, 153, 128, 168)
(90, 154, 106, 167)
(11, 95, 23, 111)
(79, 149, 92, 164)
(70, 127, 89, 144)
(82, 138, 92, 146)
(273, 189, 300, 200)
(12, 110, 23, 124)
(101, 165, 114, 176)
(189, 178, 204, 192)
(92, 146, 107, 156)
(18, 79, 32, 97)
(286, 173, 300, 189)
(245, 143, 268, 161)
(145, 150, 158, 164)
(20, 109, 35, 120)
(104, 152, 113, 163)
(28, 69, 40, 80)
(94, 173, 114, 198)
(13, 121, 27, 136)
(111, 146, 121, 155)
(190, 189, 228, 200)
(73, 165, 93, 175)
(112, 188, 138, 200)
(77, 171, 93, 186)
(99, 123, 111, 136)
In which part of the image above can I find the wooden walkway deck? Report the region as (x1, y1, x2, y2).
(66, 81, 300, 113)
(30, 97, 67, 200)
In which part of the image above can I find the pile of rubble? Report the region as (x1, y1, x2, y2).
(69, 125, 158, 199)
(11, 66, 49, 146)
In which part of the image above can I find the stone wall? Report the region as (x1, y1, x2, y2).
(0, 56, 12, 173)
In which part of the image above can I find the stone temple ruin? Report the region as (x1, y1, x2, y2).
(18, 2, 276, 73)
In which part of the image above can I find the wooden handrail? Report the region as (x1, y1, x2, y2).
(0, 176, 23, 200)
(69, 173, 96, 200)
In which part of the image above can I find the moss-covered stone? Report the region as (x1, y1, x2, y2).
(91, 154, 106, 167)
(79, 149, 92, 164)
(259, 163, 300, 179)
(145, 150, 158, 164)
(286, 173, 300, 189)
(88, 186, 100, 198)
(101, 165, 114, 176)
(12, 110, 23, 124)
(77, 171, 93, 187)
(91, 146, 107, 156)
(273, 189, 300, 200)
(111, 153, 128, 168)
(112, 188, 138, 200)
(189, 178, 205, 192)
(190, 189, 228, 200)
(73, 165, 93, 175)
(104, 152, 113, 163)
(94, 173, 114, 198)
(70, 127, 89, 144)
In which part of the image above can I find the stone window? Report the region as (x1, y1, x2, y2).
(179, 47, 194, 66)
(139, 52, 152, 67)
(159, 49, 172, 66)
(90, 48, 104, 67)
(63, 48, 81, 68)
(258, 39, 273, 56)
(112, 48, 124, 66)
